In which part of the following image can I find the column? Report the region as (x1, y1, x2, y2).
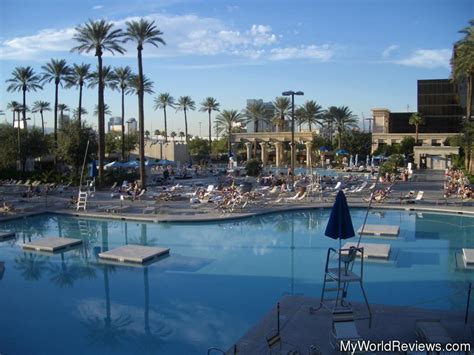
(245, 142, 252, 161)
(274, 142, 283, 167)
(259, 142, 268, 166)
(305, 141, 312, 168)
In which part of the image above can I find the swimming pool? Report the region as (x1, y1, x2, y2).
(0, 209, 473, 354)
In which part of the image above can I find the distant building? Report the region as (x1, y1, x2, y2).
(127, 118, 137, 134)
(107, 117, 138, 133)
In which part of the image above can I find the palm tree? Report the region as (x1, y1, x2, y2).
(41, 59, 71, 151)
(244, 100, 270, 133)
(333, 106, 358, 149)
(6, 66, 42, 130)
(170, 131, 177, 141)
(451, 20, 474, 172)
(72, 19, 125, 183)
(153, 93, 175, 143)
(409, 112, 425, 144)
(215, 109, 246, 154)
(126, 75, 154, 95)
(113, 66, 133, 161)
(73, 107, 88, 120)
(154, 129, 161, 137)
(176, 96, 196, 160)
(124, 19, 165, 188)
(301, 100, 324, 131)
(57, 103, 69, 129)
(31, 101, 51, 135)
(94, 104, 112, 117)
(199, 97, 220, 155)
(66, 63, 92, 124)
(324, 107, 337, 144)
(178, 131, 185, 141)
(272, 97, 291, 132)
(294, 106, 306, 132)
(145, 130, 150, 140)
(6, 101, 22, 126)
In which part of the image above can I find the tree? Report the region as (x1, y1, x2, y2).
(0, 124, 19, 169)
(31, 101, 51, 135)
(294, 106, 306, 132)
(340, 130, 371, 156)
(124, 19, 165, 188)
(93, 104, 112, 117)
(6, 66, 42, 130)
(324, 107, 337, 144)
(72, 19, 125, 184)
(41, 59, 71, 153)
(145, 130, 150, 140)
(199, 97, 220, 155)
(127, 75, 154, 95)
(153, 93, 174, 143)
(20, 128, 50, 172)
(451, 20, 474, 172)
(188, 137, 209, 157)
(57, 104, 70, 129)
(301, 100, 324, 131)
(67, 63, 92, 124)
(244, 100, 270, 133)
(57, 120, 98, 175)
(333, 106, 358, 149)
(176, 96, 196, 159)
(399, 136, 416, 155)
(72, 107, 88, 119)
(113, 66, 133, 161)
(170, 131, 177, 141)
(6, 101, 22, 126)
(408, 112, 425, 144)
(272, 97, 291, 132)
(215, 109, 246, 154)
(178, 131, 185, 141)
(154, 129, 161, 137)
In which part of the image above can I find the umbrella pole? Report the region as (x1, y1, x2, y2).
(79, 140, 90, 190)
(356, 170, 381, 248)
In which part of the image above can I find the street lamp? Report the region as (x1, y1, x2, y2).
(282, 90, 304, 188)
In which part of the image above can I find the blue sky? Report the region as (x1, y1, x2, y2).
(0, 0, 472, 136)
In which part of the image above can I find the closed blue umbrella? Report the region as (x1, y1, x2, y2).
(325, 190, 355, 249)
(88, 160, 98, 177)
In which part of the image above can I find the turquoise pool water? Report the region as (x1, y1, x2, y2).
(0, 210, 473, 354)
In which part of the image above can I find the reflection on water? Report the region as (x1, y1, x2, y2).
(0, 210, 473, 354)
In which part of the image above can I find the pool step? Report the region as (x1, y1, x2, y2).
(99, 244, 170, 264)
(22, 237, 82, 253)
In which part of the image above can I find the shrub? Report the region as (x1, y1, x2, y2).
(245, 159, 262, 177)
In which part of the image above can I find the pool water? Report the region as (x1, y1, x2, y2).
(0, 210, 473, 354)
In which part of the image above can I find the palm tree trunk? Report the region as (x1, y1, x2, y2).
(415, 125, 419, 144)
(78, 83, 83, 125)
(17, 111, 21, 167)
(208, 110, 212, 157)
(121, 88, 125, 161)
(228, 128, 232, 154)
(137, 48, 146, 188)
(40, 110, 45, 135)
(53, 83, 59, 165)
(22, 88, 27, 130)
(97, 54, 105, 185)
(163, 107, 168, 143)
(184, 108, 189, 161)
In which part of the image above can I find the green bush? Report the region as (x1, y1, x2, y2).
(245, 159, 262, 177)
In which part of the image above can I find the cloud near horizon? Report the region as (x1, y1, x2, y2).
(0, 13, 334, 63)
(395, 49, 451, 69)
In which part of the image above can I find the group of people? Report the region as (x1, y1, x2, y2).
(118, 180, 145, 201)
(444, 168, 472, 199)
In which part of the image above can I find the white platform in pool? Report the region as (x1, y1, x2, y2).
(22, 237, 82, 252)
(99, 245, 170, 264)
(0, 232, 15, 241)
(342, 242, 391, 259)
(463, 249, 474, 265)
(358, 224, 399, 236)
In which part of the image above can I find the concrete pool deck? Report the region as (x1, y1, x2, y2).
(225, 295, 474, 354)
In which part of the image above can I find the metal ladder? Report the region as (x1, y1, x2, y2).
(318, 247, 372, 326)
(76, 191, 88, 211)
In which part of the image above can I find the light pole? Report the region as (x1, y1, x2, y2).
(199, 121, 202, 137)
(282, 90, 304, 188)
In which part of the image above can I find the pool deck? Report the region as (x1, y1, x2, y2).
(226, 295, 474, 354)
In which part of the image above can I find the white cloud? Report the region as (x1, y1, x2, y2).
(0, 12, 332, 63)
(269, 44, 334, 61)
(382, 44, 399, 58)
(395, 49, 451, 69)
(92, 5, 103, 10)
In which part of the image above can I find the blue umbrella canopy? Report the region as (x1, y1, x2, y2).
(335, 149, 349, 156)
(104, 161, 124, 169)
(325, 190, 355, 241)
(319, 146, 329, 152)
(88, 160, 98, 177)
(158, 159, 176, 166)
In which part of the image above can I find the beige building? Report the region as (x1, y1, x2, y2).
(132, 140, 188, 162)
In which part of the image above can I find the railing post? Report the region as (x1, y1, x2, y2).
(465, 282, 472, 324)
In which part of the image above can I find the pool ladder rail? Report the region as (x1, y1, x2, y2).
(313, 247, 372, 327)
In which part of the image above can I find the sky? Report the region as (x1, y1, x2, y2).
(0, 0, 472, 136)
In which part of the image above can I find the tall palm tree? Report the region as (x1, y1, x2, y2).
(57, 103, 69, 129)
(301, 100, 324, 131)
(333, 106, 358, 149)
(6, 66, 42, 130)
(324, 107, 337, 144)
(41, 59, 71, 151)
(294, 106, 306, 132)
(113, 66, 133, 161)
(66, 63, 92, 124)
(451, 20, 474, 172)
(126, 74, 154, 96)
(153, 93, 175, 143)
(409, 112, 425, 144)
(94, 103, 112, 117)
(31, 100, 51, 135)
(244, 100, 270, 133)
(176, 96, 196, 160)
(73, 107, 88, 120)
(272, 97, 291, 132)
(199, 97, 220, 155)
(72, 19, 125, 183)
(6, 101, 22, 126)
(215, 109, 246, 154)
(124, 19, 165, 188)
(170, 131, 177, 141)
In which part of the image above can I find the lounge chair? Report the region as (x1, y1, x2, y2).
(142, 206, 159, 214)
(97, 205, 116, 212)
(415, 320, 452, 346)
